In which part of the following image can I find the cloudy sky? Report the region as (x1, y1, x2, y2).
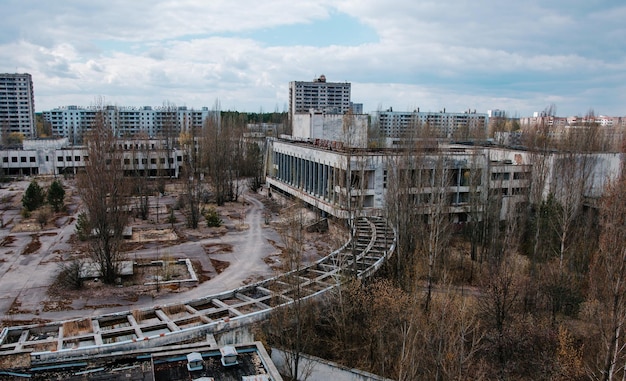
(2, 0, 625, 116)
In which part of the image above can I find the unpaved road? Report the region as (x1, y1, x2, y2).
(0, 184, 289, 323)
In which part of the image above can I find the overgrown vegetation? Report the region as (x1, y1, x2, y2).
(203, 207, 222, 227)
(263, 112, 625, 380)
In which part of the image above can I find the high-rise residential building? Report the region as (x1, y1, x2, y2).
(289, 75, 351, 120)
(0, 73, 36, 139)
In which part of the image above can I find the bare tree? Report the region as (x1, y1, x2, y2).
(419, 154, 453, 311)
(160, 101, 178, 179)
(77, 103, 130, 284)
(267, 204, 317, 381)
(586, 166, 626, 381)
(202, 102, 243, 206)
(180, 125, 203, 228)
(130, 133, 151, 220)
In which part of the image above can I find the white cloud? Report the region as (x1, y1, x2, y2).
(0, 0, 624, 116)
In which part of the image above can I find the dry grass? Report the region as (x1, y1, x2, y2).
(209, 258, 230, 274)
(131, 309, 146, 323)
(62, 318, 93, 336)
(162, 304, 187, 316)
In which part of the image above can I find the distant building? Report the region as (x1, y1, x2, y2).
(350, 102, 364, 114)
(488, 109, 506, 118)
(0, 73, 36, 138)
(43, 105, 218, 144)
(372, 108, 489, 143)
(289, 75, 351, 120)
(519, 113, 626, 151)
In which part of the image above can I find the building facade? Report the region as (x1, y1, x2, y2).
(0, 73, 36, 139)
(373, 109, 489, 143)
(1, 138, 183, 178)
(266, 137, 623, 222)
(289, 75, 351, 119)
(43, 105, 218, 144)
(291, 110, 369, 148)
(266, 138, 536, 221)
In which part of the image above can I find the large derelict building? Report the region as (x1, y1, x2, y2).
(289, 75, 351, 119)
(0, 73, 36, 139)
(373, 108, 489, 142)
(43, 105, 218, 144)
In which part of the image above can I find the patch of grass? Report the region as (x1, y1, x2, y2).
(62, 318, 93, 336)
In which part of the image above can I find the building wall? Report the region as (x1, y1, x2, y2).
(1, 138, 182, 178)
(0, 73, 35, 138)
(272, 348, 393, 381)
(289, 78, 351, 119)
(43, 106, 218, 144)
(266, 140, 623, 221)
(267, 141, 533, 220)
(292, 111, 368, 148)
(373, 110, 489, 141)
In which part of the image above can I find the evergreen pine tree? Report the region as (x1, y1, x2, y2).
(47, 179, 65, 212)
(22, 180, 45, 212)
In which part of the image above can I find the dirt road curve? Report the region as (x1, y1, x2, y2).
(0, 185, 285, 323)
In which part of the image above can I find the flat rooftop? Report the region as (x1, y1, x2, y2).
(0, 342, 282, 381)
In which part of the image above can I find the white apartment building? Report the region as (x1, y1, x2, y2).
(373, 109, 489, 143)
(289, 75, 351, 119)
(0, 73, 36, 139)
(43, 105, 218, 144)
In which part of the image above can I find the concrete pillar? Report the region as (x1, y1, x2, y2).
(313, 160, 317, 195)
(304, 158, 309, 192)
(322, 164, 328, 200)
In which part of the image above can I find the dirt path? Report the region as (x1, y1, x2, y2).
(0, 188, 287, 323)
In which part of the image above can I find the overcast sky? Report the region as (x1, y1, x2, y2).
(2, 0, 625, 116)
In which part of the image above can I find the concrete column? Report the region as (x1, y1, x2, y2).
(291, 155, 295, 186)
(312, 160, 316, 195)
(299, 157, 304, 189)
(314, 161, 318, 195)
(322, 163, 328, 200)
(305, 159, 309, 193)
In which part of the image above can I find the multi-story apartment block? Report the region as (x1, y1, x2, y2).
(43, 105, 218, 144)
(372, 109, 489, 143)
(289, 75, 351, 120)
(519, 113, 626, 151)
(0, 73, 36, 139)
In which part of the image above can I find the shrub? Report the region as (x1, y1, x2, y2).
(204, 207, 222, 227)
